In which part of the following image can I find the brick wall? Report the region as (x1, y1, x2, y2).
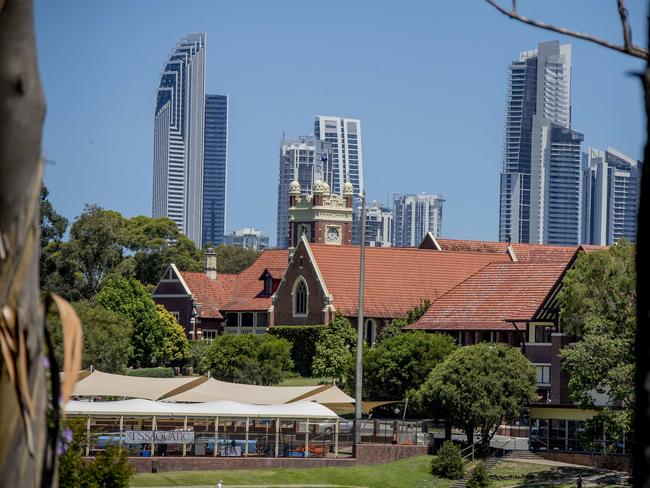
(538, 451, 631, 473)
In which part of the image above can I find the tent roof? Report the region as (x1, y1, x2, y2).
(65, 399, 337, 419)
(162, 377, 354, 405)
(71, 371, 208, 400)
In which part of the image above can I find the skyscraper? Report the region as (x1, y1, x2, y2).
(202, 94, 228, 247)
(152, 33, 206, 247)
(314, 115, 363, 196)
(583, 147, 641, 245)
(276, 136, 332, 248)
(499, 41, 572, 244)
(354, 201, 393, 247)
(392, 193, 444, 247)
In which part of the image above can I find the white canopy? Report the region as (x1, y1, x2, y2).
(71, 371, 207, 401)
(162, 377, 354, 405)
(65, 399, 338, 420)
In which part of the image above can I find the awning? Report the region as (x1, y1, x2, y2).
(71, 371, 208, 400)
(65, 399, 338, 420)
(161, 377, 354, 405)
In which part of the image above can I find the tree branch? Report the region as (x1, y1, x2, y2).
(483, 0, 648, 60)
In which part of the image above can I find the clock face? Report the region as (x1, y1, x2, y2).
(326, 226, 341, 244)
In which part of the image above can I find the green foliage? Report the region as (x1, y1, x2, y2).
(188, 340, 212, 374)
(559, 240, 635, 448)
(466, 462, 492, 488)
(59, 419, 90, 488)
(430, 441, 464, 480)
(47, 300, 133, 373)
(212, 244, 261, 274)
(362, 331, 456, 401)
(205, 334, 294, 385)
(418, 343, 536, 445)
(86, 446, 134, 488)
(126, 367, 174, 378)
(312, 314, 357, 383)
(268, 325, 326, 376)
(156, 304, 189, 364)
(95, 277, 165, 367)
(379, 299, 431, 342)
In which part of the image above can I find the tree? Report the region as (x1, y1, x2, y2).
(312, 313, 357, 383)
(95, 277, 164, 367)
(157, 304, 189, 364)
(205, 334, 294, 385)
(430, 440, 464, 480)
(418, 343, 536, 445)
(40, 185, 68, 249)
(379, 298, 431, 341)
(362, 331, 456, 401)
(48, 301, 133, 374)
(212, 244, 261, 274)
(67, 205, 127, 298)
(558, 241, 635, 450)
(0, 0, 52, 484)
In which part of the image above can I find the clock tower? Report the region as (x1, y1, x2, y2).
(288, 180, 354, 249)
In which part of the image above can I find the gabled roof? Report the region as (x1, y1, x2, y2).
(258, 267, 286, 280)
(307, 244, 511, 318)
(406, 260, 571, 331)
(179, 271, 233, 319)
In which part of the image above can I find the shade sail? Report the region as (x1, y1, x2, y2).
(72, 371, 208, 400)
(161, 377, 354, 405)
(65, 399, 338, 419)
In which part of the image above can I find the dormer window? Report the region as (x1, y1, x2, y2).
(264, 275, 273, 295)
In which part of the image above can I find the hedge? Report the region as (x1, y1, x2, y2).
(126, 367, 174, 378)
(268, 325, 326, 377)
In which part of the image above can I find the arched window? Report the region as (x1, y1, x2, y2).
(293, 278, 308, 316)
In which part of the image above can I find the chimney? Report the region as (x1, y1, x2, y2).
(205, 247, 217, 280)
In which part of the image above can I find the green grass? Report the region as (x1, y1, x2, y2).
(132, 455, 448, 487)
(279, 376, 329, 387)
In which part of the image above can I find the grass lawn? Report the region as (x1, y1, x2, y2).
(278, 376, 329, 387)
(131, 455, 449, 487)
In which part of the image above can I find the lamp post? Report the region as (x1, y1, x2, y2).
(355, 190, 367, 446)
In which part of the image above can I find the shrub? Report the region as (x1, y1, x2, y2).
(86, 446, 134, 488)
(430, 441, 464, 480)
(59, 419, 91, 488)
(312, 314, 357, 384)
(205, 334, 294, 385)
(466, 462, 492, 488)
(268, 325, 326, 376)
(126, 367, 174, 378)
(188, 340, 212, 374)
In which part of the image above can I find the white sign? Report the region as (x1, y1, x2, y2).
(125, 430, 194, 444)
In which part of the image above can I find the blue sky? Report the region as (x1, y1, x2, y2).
(36, 0, 647, 245)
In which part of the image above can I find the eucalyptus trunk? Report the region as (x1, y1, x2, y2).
(0, 0, 50, 486)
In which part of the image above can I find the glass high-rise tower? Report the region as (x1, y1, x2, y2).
(202, 94, 228, 247)
(152, 33, 206, 247)
(499, 41, 573, 244)
(392, 193, 444, 247)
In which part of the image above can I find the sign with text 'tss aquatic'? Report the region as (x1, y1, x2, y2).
(124, 430, 194, 444)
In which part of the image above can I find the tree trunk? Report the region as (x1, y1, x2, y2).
(634, 33, 650, 486)
(466, 425, 474, 445)
(0, 0, 48, 487)
(444, 420, 452, 441)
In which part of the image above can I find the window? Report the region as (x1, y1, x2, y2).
(257, 312, 269, 328)
(535, 365, 551, 384)
(263, 276, 273, 295)
(534, 325, 554, 343)
(202, 329, 218, 340)
(225, 313, 238, 327)
(241, 313, 254, 327)
(170, 311, 180, 321)
(293, 278, 308, 316)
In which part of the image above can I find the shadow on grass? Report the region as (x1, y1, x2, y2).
(507, 466, 630, 487)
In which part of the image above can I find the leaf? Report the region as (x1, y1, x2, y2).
(51, 294, 83, 405)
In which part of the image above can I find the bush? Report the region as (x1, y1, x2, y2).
(312, 314, 357, 384)
(466, 462, 492, 488)
(205, 334, 294, 385)
(126, 367, 174, 378)
(430, 441, 464, 480)
(268, 325, 326, 376)
(188, 340, 212, 374)
(59, 419, 90, 488)
(86, 446, 134, 488)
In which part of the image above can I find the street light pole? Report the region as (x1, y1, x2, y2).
(355, 190, 367, 446)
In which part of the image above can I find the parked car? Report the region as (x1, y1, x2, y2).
(317, 418, 354, 434)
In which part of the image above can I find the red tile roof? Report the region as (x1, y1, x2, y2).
(434, 238, 582, 263)
(180, 249, 288, 315)
(308, 244, 511, 318)
(406, 260, 571, 331)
